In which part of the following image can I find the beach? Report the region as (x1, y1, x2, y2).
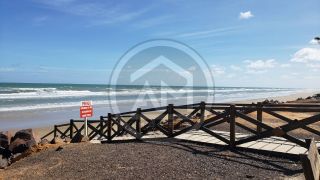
(1, 90, 318, 142)
(1, 87, 319, 179)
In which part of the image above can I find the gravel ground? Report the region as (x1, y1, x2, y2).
(0, 139, 303, 180)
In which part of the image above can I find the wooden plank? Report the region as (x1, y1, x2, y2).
(107, 113, 112, 141)
(273, 144, 294, 153)
(206, 138, 222, 144)
(200, 127, 230, 144)
(260, 143, 282, 151)
(237, 141, 257, 148)
(236, 111, 273, 131)
(235, 122, 258, 135)
(300, 139, 320, 180)
(257, 103, 262, 133)
(287, 146, 307, 155)
(167, 104, 174, 136)
(263, 107, 320, 112)
(264, 110, 320, 136)
(248, 142, 269, 149)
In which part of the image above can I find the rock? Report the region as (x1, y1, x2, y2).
(0, 135, 9, 149)
(9, 138, 29, 154)
(51, 136, 65, 144)
(0, 155, 9, 169)
(0, 131, 12, 149)
(11, 129, 36, 143)
(8, 129, 36, 154)
(0, 147, 12, 169)
(0, 147, 13, 159)
(39, 139, 50, 146)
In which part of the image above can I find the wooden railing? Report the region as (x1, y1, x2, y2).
(43, 102, 320, 150)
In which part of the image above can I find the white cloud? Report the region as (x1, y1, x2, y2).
(211, 65, 225, 76)
(245, 59, 276, 69)
(226, 73, 236, 78)
(306, 63, 320, 68)
(291, 47, 320, 63)
(230, 65, 242, 71)
(309, 39, 319, 45)
(244, 59, 276, 74)
(133, 15, 172, 29)
(33, 0, 151, 26)
(176, 26, 240, 39)
(239, 11, 254, 20)
(280, 63, 291, 68)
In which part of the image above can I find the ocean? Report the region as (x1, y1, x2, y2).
(0, 83, 303, 112)
(0, 83, 307, 130)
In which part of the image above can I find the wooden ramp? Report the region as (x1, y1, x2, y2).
(174, 130, 320, 155)
(104, 130, 320, 156)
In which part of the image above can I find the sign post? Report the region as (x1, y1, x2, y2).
(80, 101, 93, 136)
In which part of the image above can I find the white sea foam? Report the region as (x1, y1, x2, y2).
(0, 87, 296, 100)
(0, 89, 307, 112)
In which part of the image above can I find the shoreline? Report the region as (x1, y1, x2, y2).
(232, 91, 318, 104)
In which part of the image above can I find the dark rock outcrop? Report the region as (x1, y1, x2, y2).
(0, 131, 12, 149)
(0, 147, 12, 169)
(9, 129, 36, 154)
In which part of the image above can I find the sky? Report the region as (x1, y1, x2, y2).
(0, 0, 319, 88)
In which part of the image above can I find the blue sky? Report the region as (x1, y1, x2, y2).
(0, 0, 319, 88)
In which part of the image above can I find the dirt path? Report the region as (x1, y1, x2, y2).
(0, 140, 303, 179)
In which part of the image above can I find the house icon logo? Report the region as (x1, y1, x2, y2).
(108, 39, 215, 113)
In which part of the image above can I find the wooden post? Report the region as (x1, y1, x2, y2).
(136, 108, 141, 139)
(53, 125, 57, 138)
(229, 105, 236, 148)
(70, 119, 74, 139)
(99, 116, 104, 139)
(168, 104, 174, 137)
(200, 101, 205, 124)
(257, 102, 263, 133)
(107, 113, 112, 142)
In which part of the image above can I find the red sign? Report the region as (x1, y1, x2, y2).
(81, 101, 92, 106)
(80, 101, 93, 118)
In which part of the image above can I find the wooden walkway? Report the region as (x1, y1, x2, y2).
(175, 130, 320, 155)
(104, 130, 320, 156)
(44, 102, 320, 158)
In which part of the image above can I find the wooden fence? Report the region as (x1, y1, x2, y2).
(42, 102, 320, 150)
